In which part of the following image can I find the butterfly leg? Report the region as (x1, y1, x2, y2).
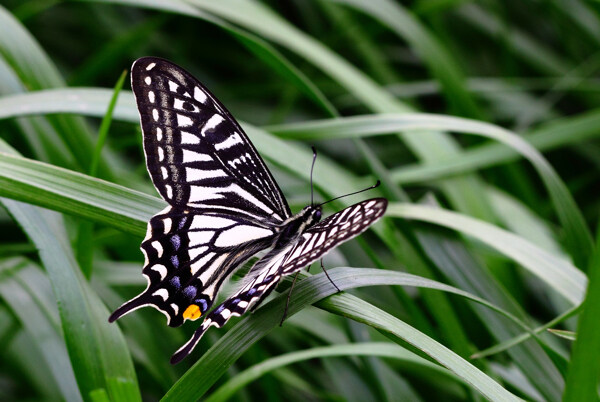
(320, 260, 341, 293)
(279, 271, 300, 326)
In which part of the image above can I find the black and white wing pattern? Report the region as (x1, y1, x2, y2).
(110, 57, 388, 365)
(130, 56, 290, 220)
(170, 198, 387, 364)
(109, 57, 291, 327)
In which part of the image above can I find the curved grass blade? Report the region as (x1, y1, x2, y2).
(0, 88, 138, 122)
(390, 109, 600, 184)
(387, 203, 586, 305)
(1, 199, 141, 401)
(89, 70, 127, 177)
(0, 149, 161, 235)
(332, 0, 482, 119)
(0, 258, 82, 401)
(163, 267, 521, 401)
(563, 224, 600, 401)
(206, 342, 461, 402)
(548, 329, 576, 341)
(472, 304, 581, 360)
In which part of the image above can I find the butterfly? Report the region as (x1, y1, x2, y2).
(108, 57, 388, 364)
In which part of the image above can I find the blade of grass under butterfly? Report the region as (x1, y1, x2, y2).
(164, 267, 520, 401)
(206, 343, 461, 402)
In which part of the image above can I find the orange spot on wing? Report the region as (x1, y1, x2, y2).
(183, 304, 202, 321)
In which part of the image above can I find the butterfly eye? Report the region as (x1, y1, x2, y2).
(315, 210, 322, 221)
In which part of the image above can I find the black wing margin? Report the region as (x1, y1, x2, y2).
(131, 57, 291, 222)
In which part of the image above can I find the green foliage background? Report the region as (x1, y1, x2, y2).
(0, 1, 599, 401)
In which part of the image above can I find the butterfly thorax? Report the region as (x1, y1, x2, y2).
(274, 205, 322, 249)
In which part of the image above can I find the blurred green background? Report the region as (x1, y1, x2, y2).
(0, 1, 599, 401)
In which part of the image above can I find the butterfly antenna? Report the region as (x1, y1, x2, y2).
(310, 146, 318, 206)
(318, 180, 381, 207)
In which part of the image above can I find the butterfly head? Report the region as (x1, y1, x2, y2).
(302, 204, 322, 225)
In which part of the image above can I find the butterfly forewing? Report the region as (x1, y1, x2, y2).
(131, 57, 291, 221)
(110, 57, 291, 326)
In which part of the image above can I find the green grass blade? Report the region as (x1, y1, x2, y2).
(390, 109, 600, 185)
(0, 147, 161, 235)
(0, 258, 82, 401)
(206, 343, 460, 402)
(472, 304, 581, 359)
(89, 70, 127, 177)
(332, 0, 482, 118)
(563, 223, 600, 401)
(387, 203, 586, 305)
(0, 88, 138, 122)
(77, 70, 128, 278)
(0, 199, 141, 401)
(548, 329, 576, 341)
(164, 268, 520, 401)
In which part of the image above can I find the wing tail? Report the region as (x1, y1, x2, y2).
(108, 293, 151, 322)
(170, 274, 281, 363)
(170, 322, 210, 364)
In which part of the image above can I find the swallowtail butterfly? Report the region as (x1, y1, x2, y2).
(109, 57, 388, 364)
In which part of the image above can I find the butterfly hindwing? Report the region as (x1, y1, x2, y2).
(131, 57, 291, 221)
(109, 206, 278, 326)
